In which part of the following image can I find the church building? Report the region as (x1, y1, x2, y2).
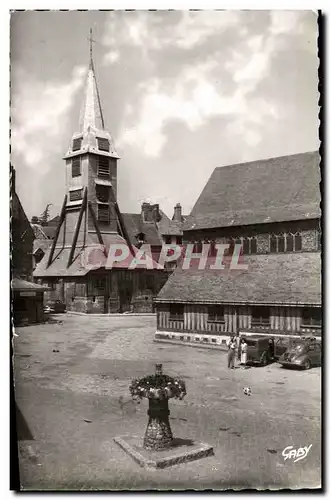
(154, 151, 322, 346)
(33, 43, 181, 313)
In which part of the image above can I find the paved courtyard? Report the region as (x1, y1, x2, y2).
(13, 314, 321, 490)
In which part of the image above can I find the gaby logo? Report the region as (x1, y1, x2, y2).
(282, 445, 312, 463)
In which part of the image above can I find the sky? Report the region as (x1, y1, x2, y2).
(10, 10, 319, 220)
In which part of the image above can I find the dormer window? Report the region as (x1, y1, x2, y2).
(97, 137, 110, 152)
(72, 157, 81, 177)
(97, 156, 110, 178)
(72, 137, 82, 151)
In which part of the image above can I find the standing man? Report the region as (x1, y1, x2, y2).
(226, 336, 236, 369)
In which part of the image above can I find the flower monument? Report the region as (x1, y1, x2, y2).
(129, 364, 186, 451)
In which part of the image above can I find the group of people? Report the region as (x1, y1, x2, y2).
(226, 334, 248, 369)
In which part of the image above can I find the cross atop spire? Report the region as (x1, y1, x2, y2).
(88, 28, 96, 68)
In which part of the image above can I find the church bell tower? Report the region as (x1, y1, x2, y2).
(63, 29, 119, 237)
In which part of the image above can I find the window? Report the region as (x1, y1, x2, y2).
(193, 241, 203, 253)
(69, 189, 83, 202)
(242, 236, 257, 255)
(164, 235, 172, 244)
(209, 241, 217, 257)
(278, 235, 285, 253)
(294, 233, 302, 251)
(72, 137, 82, 151)
(286, 234, 294, 252)
(270, 232, 302, 253)
(169, 304, 184, 321)
(302, 307, 321, 327)
(176, 236, 182, 245)
(97, 204, 110, 223)
(97, 156, 110, 178)
(97, 137, 110, 152)
(208, 305, 225, 323)
(250, 237, 257, 254)
(96, 185, 110, 203)
(72, 157, 81, 177)
(252, 306, 270, 326)
(270, 234, 277, 253)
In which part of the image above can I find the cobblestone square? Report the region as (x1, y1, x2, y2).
(14, 314, 321, 490)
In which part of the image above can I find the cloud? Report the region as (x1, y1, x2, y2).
(11, 65, 85, 170)
(102, 10, 242, 64)
(115, 10, 316, 159)
(102, 50, 120, 65)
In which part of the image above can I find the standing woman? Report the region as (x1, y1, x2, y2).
(227, 336, 236, 369)
(240, 338, 248, 369)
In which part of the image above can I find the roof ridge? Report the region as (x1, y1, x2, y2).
(213, 150, 319, 172)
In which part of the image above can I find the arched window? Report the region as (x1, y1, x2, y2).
(270, 234, 277, 253)
(294, 233, 302, 251)
(286, 233, 294, 252)
(278, 234, 285, 252)
(250, 236, 257, 254)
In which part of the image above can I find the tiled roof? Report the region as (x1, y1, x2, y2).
(156, 252, 321, 306)
(184, 151, 321, 231)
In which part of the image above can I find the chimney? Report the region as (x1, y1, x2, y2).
(141, 202, 152, 222)
(152, 204, 161, 222)
(142, 202, 160, 223)
(173, 203, 182, 222)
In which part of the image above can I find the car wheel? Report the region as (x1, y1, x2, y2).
(303, 359, 311, 370)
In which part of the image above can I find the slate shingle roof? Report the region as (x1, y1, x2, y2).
(122, 213, 163, 246)
(156, 253, 321, 306)
(184, 151, 321, 231)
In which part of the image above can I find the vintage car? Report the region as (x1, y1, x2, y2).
(245, 336, 279, 366)
(44, 300, 66, 314)
(277, 337, 321, 370)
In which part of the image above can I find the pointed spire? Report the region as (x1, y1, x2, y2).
(79, 28, 105, 132)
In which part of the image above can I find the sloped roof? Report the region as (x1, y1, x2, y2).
(156, 252, 321, 306)
(12, 278, 50, 291)
(184, 151, 321, 231)
(122, 213, 163, 246)
(41, 226, 57, 239)
(157, 217, 184, 236)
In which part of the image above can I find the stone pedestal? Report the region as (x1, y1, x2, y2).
(143, 398, 173, 451)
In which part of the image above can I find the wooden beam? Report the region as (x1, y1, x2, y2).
(109, 186, 135, 256)
(46, 195, 67, 268)
(88, 201, 104, 245)
(67, 188, 87, 268)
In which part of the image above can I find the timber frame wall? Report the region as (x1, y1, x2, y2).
(156, 303, 322, 336)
